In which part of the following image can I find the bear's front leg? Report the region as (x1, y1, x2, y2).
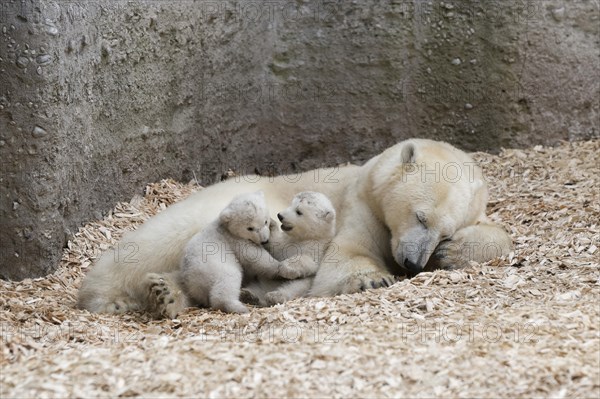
(338, 256, 396, 295)
(239, 243, 287, 279)
(240, 288, 262, 306)
(426, 223, 513, 271)
(309, 254, 395, 296)
(276, 255, 319, 280)
(309, 201, 397, 296)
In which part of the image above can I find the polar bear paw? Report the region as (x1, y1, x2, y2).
(147, 273, 186, 319)
(265, 291, 287, 306)
(240, 288, 261, 306)
(210, 297, 250, 314)
(428, 239, 472, 271)
(277, 257, 317, 280)
(277, 260, 306, 280)
(341, 271, 396, 294)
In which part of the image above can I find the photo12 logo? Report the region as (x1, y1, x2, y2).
(0, 321, 141, 347)
(215, 321, 341, 344)
(400, 321, 539, 344)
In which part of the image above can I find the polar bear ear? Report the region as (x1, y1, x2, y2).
(219, 207, 234, 225)
(401, 143, 416, 163)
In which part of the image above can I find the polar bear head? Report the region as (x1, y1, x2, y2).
(219, 191, 271, 245)
(368, 139, 488, 275)
(276, 191, 336, 241)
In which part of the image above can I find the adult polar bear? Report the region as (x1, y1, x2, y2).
(78, 139, 512, 314)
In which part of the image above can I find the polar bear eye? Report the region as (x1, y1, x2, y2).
(247, 227, 255, 232)
(416, 212, 427, 227)
(264, 220, 268, 225)
(296, 210, 303, 216)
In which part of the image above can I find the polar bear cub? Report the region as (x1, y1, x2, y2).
(243, 191, 336, 306)
(179, 191, 306, 314)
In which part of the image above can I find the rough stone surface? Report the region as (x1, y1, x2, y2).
(0, 0, 598, 279)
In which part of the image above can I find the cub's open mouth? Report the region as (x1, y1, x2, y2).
(281, 224, 293, 232)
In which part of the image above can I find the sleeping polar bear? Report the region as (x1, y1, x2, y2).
(77, 139, 512, 315)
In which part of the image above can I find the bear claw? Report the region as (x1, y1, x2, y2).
(427, 240, 471, 271)
(342, 271, 396, 294)
(265, 291, 287, 306)
(146, 273, 183, 319)
(239, 289, 261, 306)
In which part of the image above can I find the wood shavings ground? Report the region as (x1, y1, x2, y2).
(1, 141, 599, 398)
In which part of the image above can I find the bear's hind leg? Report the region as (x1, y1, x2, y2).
(77, 279, 141, 314)
(80, 294, 141, 314)
(101, 296, 141, 314)
(146, 272, 188, 319)
(209, 273, 249, 314)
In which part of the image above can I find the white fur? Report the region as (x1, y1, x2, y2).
(178, 191, 311, 314)
(178, 191, 269, 313)
(243, 191, 337, 306)
(77, 139, 512, 316)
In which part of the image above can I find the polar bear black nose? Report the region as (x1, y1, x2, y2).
(277, 213, 284, 221)
(404, 258, 422, 276)
(261, 240, 269, 245)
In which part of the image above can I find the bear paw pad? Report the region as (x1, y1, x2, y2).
(147, 273, 182, 319)
(240, 289, 261, 306)
(341, 272, 396, 294)
(265, 291, 287, 306)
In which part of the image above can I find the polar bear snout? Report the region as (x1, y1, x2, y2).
(395, 247, 428, 276)
(395, 226, 440, 276)
(403, 258, 423, 276)
(258, 226, 271, 245)
(277, 213, 295, 231)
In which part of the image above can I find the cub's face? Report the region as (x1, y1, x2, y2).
(220, 191, 271, 245)
(277, 192, 336, 241)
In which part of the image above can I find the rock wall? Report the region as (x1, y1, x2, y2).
(1, 0, 598, 279)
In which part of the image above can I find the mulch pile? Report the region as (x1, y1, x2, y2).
(1, 140, 598, 398)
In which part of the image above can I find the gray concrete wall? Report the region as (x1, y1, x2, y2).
(1, 0, 598, 279)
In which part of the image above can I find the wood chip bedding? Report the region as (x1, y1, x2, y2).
(1, 140, 598, 398)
